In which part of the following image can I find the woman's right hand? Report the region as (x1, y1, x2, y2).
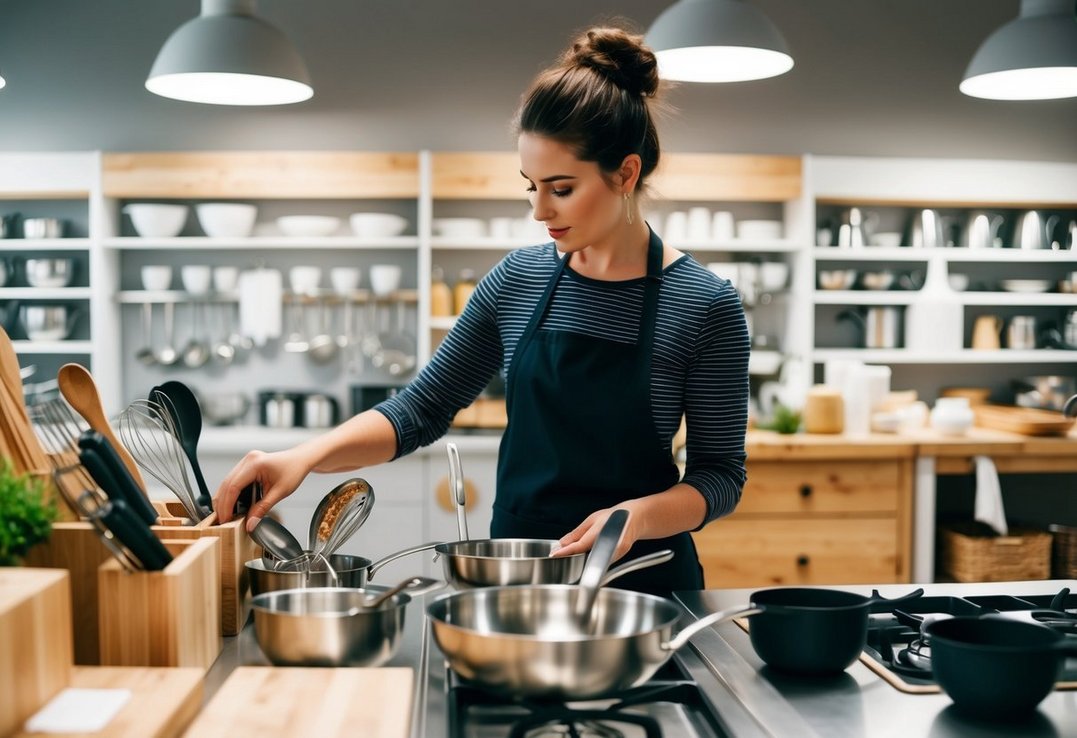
(213, 447, 313, 531)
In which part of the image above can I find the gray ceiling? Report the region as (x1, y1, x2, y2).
(1, 0, 1075, 161)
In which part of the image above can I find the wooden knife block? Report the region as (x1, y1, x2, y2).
(24, 522, 114, 665)
(98, 537, 221, 672)
(151, 500, 256, 635)
(0, 568, 73, 736)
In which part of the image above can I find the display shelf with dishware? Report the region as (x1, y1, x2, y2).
(812, 348, 1077, 364)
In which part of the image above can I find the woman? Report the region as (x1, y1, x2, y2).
(215, 26, 749, 596)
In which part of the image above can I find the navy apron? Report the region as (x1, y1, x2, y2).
(493, 229, 704, 597)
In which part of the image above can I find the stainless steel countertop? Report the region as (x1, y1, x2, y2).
(676, 580, 1077, 738)
(206, 581, 1077, 737)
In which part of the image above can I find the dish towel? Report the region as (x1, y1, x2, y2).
(973, 455, 1008, 536)
(239, 268, 282, 347)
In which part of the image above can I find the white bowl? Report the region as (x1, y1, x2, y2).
(349, 213, 408, 238)
(288, 266, 322, 294)
(330, 267, 361, 295)
(196, 204, 257, 238)
(212, 266, 240, 293)
(181, 265, 212, 295)
(870, 231, 903, 248)
(736, 220, 783, 241)
(369, 264, 402, 296)
(277, 215, 341, 237)
(124, 204, 188, 238)
(759, 262, 789, 291)
(140, 265, 173, 291)
(1000, 279, 1052, 293)
(948, 274, 970, 292)
(432, 217, 486, 239)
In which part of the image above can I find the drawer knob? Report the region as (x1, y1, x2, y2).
(799, 484, 813, 498)
(796, 555, 810, 567)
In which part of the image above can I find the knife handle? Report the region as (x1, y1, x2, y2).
(78, 431, 159, 526)
(100, 499, 173, 571)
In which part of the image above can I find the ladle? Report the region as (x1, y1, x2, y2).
(574, 508, 629, 632)
(251, 517, 305, 563)
(307, 298, 339, 364)
(58, 362, 146, 491)
(355, 575, 441, 611)
(212, 305, 236, 365)
(155, 302, 179, 366)
(181, 302, 210, 369)
(135, 303, 156, 366)
(310, 479, 375, 562)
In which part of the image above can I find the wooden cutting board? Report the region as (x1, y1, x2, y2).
(973, 404, 1076, 436)
(181, 667, 413, 738)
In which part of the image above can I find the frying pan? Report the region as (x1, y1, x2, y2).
(433, 443, 587, 587)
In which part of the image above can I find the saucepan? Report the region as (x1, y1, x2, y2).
(433, 443, 588, 587)
(246, 543, 441, 595)
(252, 576, 441, 667)
(430, 583, 925, 700)
(927, 616, 1077, 719)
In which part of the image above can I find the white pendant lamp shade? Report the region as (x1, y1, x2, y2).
(0, 71, 6, 91)
(645, 0, 793, 83)
(960, 0, 1077, 100)
(146, 0, 312, 106)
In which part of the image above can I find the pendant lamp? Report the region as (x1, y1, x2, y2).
(645, 0, 793, 83)
(0, 69, 6, 90)
(146, 0, 312, 106)
(960, 0, 1077, 100)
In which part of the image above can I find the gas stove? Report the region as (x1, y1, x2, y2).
(861, 588, 1077, 692)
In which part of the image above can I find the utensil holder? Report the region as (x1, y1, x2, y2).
(0, 568, 73, 737)
(23, 521, 115, 665)
(98, 537, 221, 671)
(150, 500, 256, 635)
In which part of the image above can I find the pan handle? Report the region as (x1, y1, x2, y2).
(866, 587, 925, 610)
(447, 442, 468, 541)
(367, 540, 444, 580)
(663, 605, 765, 652)
(600, 549, 673, 587)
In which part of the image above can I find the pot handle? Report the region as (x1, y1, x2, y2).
(447, 442, 468, 541)
(865, 587, 925, 610)
(600, 549, 673, 587)
(663, 605, 764, 652)
(367, 540, 444, 580)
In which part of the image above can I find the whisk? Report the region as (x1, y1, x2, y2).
(115, 398, 208, 522)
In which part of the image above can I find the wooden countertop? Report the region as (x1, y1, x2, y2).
(747, 427, 1077, 470)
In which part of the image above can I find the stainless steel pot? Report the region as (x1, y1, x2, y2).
(252, 585, 411, 667)
(261, 392, 296, 427)
(301, 393, 339, 428)
(19, 304, 81, 341)
(22, 217, 65, 239)
(837, 307, 902, 349)
(247, 541, 441, 595)
(24, 258, 75, 288)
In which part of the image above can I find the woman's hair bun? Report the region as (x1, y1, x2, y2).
(565, 27, 660, 97)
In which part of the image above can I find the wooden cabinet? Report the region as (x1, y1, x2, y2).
(694, 452, 914, 588)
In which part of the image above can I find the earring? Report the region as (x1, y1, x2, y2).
(624, 192, 633, 225)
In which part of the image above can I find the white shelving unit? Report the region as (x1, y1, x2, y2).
(101, 236, 419, 250)
(9, 340, 93, 354)
(812, 348, 1077, 364)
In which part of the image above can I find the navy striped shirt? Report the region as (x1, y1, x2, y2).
(376, 242, 749, 523)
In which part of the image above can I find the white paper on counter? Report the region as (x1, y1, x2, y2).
(23, 688, 131, 733)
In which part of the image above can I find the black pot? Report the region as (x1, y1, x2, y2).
(746, 587, 924, 675)
(927, 617, 1077, 720)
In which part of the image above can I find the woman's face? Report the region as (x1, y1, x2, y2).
(518, 133, 625, 253)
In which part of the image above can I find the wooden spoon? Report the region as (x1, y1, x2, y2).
(0, 326, 51, 473)
(57, 363, 147, 491)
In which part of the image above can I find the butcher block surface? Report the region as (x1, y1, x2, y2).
(182, 666, 414, 738)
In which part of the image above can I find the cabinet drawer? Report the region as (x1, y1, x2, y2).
(737, 461, 900, 515)
(693, 517, 900, 588)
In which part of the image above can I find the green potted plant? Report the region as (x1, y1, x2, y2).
(0, 459, 58, 566)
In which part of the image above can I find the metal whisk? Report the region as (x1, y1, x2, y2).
(115, 398, 208, 521)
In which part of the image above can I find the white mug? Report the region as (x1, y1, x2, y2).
(489, 217, 514, 240)
(180, 265, 212, 295)
(687, 207, 711, 242)
(712, 211, 735, 241)
(288, 266, 322, 294)
(665, 211, 688, 241)
(212, 266, 239, 293)
(330, 267, 361, 295)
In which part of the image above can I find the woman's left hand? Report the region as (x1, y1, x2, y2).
(551, 504, 641, 560)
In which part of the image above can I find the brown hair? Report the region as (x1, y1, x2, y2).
(515, 27, 662, 191)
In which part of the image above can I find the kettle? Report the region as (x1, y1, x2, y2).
(1013, 210, 1061, 250)
(963, 211, 1004, 249)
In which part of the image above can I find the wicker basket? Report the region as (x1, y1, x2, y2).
(941, 522, 1052, 582)
(1048, 524, 1077, 579)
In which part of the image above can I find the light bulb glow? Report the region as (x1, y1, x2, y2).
(145, 72, 313, 105)
(960, 66, 1077, 100)
(655, 46, 793, 82)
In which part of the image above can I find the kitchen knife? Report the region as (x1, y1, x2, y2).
(78, 430, 160, 526)
(98, 498, 173, 571)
